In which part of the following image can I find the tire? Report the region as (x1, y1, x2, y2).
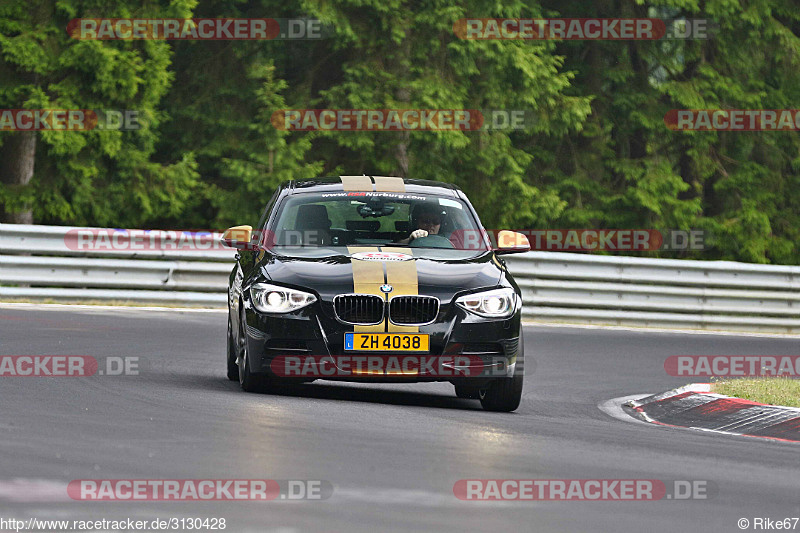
(226, 316, 238, 381)
(238, 312, 265, 393)
(454, 384, 481, 399)
(479, 332, 524, 412)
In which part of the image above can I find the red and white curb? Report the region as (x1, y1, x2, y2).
(623, 384, 800, 443)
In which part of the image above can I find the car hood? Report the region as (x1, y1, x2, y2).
(258, 246, 503, 302)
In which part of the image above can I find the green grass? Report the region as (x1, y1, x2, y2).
(711, 377, 800, 408)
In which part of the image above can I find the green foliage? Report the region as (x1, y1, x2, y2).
(2, 0, 799, 263)
(536, 0, 800, 262)
(0, 0, 199, 227)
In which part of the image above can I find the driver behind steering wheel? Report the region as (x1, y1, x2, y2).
(396, 204, 445, 244)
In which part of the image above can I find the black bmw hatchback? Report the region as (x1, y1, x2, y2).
(223, 176, 530, 411)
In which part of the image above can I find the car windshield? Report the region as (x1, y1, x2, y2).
(267, 192, 490, 250)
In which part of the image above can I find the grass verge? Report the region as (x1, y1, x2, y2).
(711, 377, 800, 408)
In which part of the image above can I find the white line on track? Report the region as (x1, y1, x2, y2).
(0, 302, 226, 313)
(333, 487, 520, 508)
(0, 479, 70, 502)
(2, 303, 798, 337)
(0, 479, 517, 508)
(523, 321, 800, 339)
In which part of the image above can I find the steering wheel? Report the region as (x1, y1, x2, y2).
(410, 234, 455, 249)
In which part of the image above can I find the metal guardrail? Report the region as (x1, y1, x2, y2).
(0, 224, 234, 306)
(504, 254, 800, 333)
(0, 223, 235, 261)
(2, 223, 799, 332)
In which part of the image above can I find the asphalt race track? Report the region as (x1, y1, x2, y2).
(1, 305, 798, 532)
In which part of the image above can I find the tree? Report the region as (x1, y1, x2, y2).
(537, 0, 800, 263)
(0, 0, 199, 226)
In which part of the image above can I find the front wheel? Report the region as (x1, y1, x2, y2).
(238, 313, 266, 393)
(226, 316, 238, 381)
(479, 332, 524, 412)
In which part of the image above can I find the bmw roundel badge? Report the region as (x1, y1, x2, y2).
(380, 284, 393, 293)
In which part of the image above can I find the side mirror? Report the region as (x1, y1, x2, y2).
(221, 225, 253, 249)
(494, 230, 531, 255)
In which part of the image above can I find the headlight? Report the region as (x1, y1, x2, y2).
(249, 283, 317, 313)
(455, 288, 517, 318)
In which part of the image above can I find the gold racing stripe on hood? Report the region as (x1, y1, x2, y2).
(347, 246, 386, 332)
(340, 175, 373, 191)
(380, 247, 419, 333)
(372, 176, 405, 192)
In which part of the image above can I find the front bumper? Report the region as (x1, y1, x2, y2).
(241, 297, 522, 385)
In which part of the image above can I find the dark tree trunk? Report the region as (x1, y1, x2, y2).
(1, 131, 37, 224)
(392, 83, 411, 178)
(391, 32, 411, 178)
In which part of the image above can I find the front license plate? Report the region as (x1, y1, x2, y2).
(344, 333, 429, 353)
